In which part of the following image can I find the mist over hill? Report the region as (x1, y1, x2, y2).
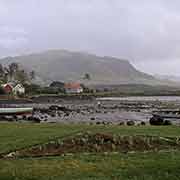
(154, 74, 180, 83)
(0, 50, 173, 86)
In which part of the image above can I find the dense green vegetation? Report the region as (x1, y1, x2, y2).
(0, 123, 180, 179)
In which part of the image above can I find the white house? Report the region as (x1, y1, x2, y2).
(12, 84, 25, 95)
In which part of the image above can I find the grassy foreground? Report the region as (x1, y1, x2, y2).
(1, 123, 180, 154)
(0, 123, 180, 179)
(0, 152, 180, 180)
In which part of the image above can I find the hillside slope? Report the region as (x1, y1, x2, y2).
(0, 50, 165, 85)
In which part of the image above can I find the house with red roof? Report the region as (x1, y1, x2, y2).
(1, 83, 13, 94)
(64, 82, 83, 94)
(1, 83, 25, 95)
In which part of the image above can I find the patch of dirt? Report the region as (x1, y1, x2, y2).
(3, 133, 180, 158)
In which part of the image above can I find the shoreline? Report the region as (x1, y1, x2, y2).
(0, 96, 180, 125)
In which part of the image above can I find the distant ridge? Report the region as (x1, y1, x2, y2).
(0, 49, 173, 85)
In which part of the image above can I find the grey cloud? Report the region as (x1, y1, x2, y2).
(0, 37, 28, 49)
(0, 0, 180, 74)
(0, 26, 28, 52)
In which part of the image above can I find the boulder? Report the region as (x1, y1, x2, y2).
(127, 120, 135, 126)
(163, 120, 172, 126)
(149, 115, 164, 125)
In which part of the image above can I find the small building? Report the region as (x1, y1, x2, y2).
(1, 83, 25, 95)
(1, 83, 13, 94)
(13, 84, 25, 95)
(50, 81, 64, 89)
(64, 82, 83, 94)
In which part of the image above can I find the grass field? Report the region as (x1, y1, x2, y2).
(0, 123, 180, 179)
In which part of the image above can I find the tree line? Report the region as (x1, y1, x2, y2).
(0, 62, 35, 85)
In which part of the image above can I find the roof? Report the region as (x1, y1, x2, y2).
(2, 82, 23, 89)
(2, 83, 13, 88)
(64, 82, 82, 89)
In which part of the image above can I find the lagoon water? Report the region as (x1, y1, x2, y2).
(97, 96, 180, 102)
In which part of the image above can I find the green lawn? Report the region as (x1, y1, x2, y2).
(0, 123, 180, 179)
(1, 123, 180, 154)
(0, 152, 180, 180)
(0, 123, 92, 154)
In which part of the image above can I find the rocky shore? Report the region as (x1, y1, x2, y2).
(1, 96, 180, 125)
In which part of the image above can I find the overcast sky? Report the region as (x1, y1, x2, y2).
(0, 0, 180, 75)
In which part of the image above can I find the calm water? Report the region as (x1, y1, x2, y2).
(97, 96, 180, 102)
